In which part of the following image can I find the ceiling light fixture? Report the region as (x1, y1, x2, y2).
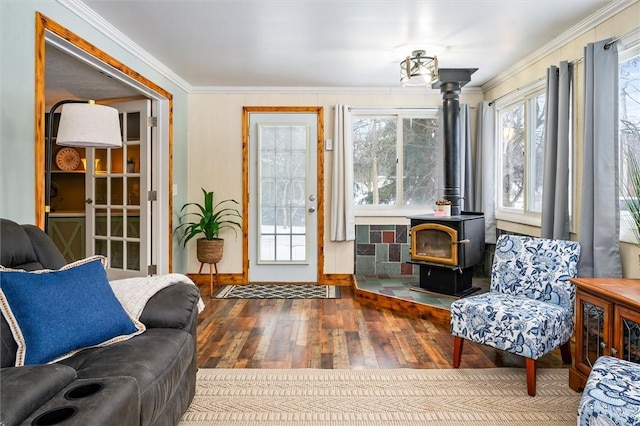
(400, 50, 438, 87)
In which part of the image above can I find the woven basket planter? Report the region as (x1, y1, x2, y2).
(196, 238, 224, 264)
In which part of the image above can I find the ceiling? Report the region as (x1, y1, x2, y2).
(47, 0, 620, 101)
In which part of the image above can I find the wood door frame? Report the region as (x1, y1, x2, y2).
(242, 106, 324, 283)
(35, 13, 175, 270)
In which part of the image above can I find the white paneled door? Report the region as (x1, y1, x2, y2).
(85, 100, 151, 280)
(248, 113, 318, 282)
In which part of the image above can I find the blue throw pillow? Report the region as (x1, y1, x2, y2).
(0, 256, 145, 366)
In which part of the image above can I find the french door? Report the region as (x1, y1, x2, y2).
(85, 100, 151, 279)
(248, 113, 318, 282)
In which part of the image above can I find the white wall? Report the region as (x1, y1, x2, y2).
(187, 90, 484, 275)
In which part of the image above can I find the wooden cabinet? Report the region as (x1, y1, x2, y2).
(569, 278, 640, 391)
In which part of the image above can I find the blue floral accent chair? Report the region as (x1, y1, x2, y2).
(449, 235, 581, 396)
(578, 356, 640, 426)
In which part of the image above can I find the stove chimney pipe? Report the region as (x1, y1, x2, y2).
(432, 68, 477, 216)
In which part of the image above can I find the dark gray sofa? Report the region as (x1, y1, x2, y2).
(0, 218, 200, 426)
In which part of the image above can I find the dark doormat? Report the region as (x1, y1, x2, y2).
(213, 284, 341, 299)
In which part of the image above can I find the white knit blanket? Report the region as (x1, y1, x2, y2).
(110, 273, 205, 319)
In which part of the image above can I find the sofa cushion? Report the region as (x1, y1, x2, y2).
(0, 256, 144, 366)
(59, 328, 195, 426)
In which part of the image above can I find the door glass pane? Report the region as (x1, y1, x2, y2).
(95, 208, 107, 236)
(95, 150, 107, 174)
(111, 209, 123, 237)
(258, 124, 307, 263)
(111, 177, 123, 205)
(126, 112, 140, 141)
(95, 177, 107, 205)
(127, 177, 140, 206)
(276, 235, 291, 261)
(127, 241, 140, 270)
(260, 235, 275, 261)
(622, 317, 640, 363)
(111, 147, 123, 174)
(127, 145, 140, 174)
(95, 239, 107, 257)
(127, 211, 140, 238)
(581, 301, 605, 369)
(111, 240, 123, 269)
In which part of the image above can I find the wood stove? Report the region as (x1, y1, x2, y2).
(409, 212, 484, 296)
(405, 68, 485, 297)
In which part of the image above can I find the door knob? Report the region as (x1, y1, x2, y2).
(85, 198, 94, 205)
(309, 195, 316, 201)
(308, 207, 316, 213)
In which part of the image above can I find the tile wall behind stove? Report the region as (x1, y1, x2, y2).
(354, 224, 418, 276)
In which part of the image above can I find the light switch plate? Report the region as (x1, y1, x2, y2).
(325, 139, 334, 150)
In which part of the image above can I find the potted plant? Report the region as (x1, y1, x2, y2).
(174, 188, 242, 264)
(434, 198, 452, 217)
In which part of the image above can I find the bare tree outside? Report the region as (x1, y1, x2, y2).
(352, 114, 440, 207)
(500, 104, 525, 208)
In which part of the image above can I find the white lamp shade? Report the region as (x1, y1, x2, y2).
(56, 103, 122, 148)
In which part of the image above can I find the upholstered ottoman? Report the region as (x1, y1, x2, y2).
(578, 356, 640, 426)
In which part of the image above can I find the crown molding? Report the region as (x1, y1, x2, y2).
(189, 85, 484, 95)
(57, 0, 192, 93)
(482, 0, 637, 92)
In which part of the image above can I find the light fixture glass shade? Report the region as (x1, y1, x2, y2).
(56, 103, 122, 148)
(400, 50, 438, 87)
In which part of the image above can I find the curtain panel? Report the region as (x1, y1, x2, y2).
(578, 39, 622, 277)
(330, 105, 355, 242)
(474, 101, 497, 244)
(541, 61, 573, 240)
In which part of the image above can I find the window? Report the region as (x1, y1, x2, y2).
(496, 87, 546, 219)
(618, 43, 640, 244)
(352, 109, 440, 213)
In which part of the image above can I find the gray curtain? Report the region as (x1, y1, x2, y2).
(473, 101, 497, 244)
(541, 61, 572, 240)
(578, 39, 622, 277)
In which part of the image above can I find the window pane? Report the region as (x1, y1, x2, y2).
(620, 54, 640, 214)
(353, 117, 397, 205)
(403, 117, 439, 205)
(527, 93, 546, 212)
(500, 104, 525, 209)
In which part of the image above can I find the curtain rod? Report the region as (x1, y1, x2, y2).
(488, 76, 546, 107)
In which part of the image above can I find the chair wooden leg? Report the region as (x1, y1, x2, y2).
(560, 341, 572, 365)
(453, 337, 463, 368)
(526, 358, 537, 396)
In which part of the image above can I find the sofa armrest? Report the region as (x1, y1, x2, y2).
(139, 284, 200, 336)
(0, 364, 76, 426)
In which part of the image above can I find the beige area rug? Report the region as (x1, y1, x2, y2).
(179, 368, 581, 426)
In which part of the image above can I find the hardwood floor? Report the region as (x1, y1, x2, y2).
(196, 285, 571, 370)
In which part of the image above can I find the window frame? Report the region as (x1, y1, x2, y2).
(494, 81, 547, 226)
(351, 107, 441, 217)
